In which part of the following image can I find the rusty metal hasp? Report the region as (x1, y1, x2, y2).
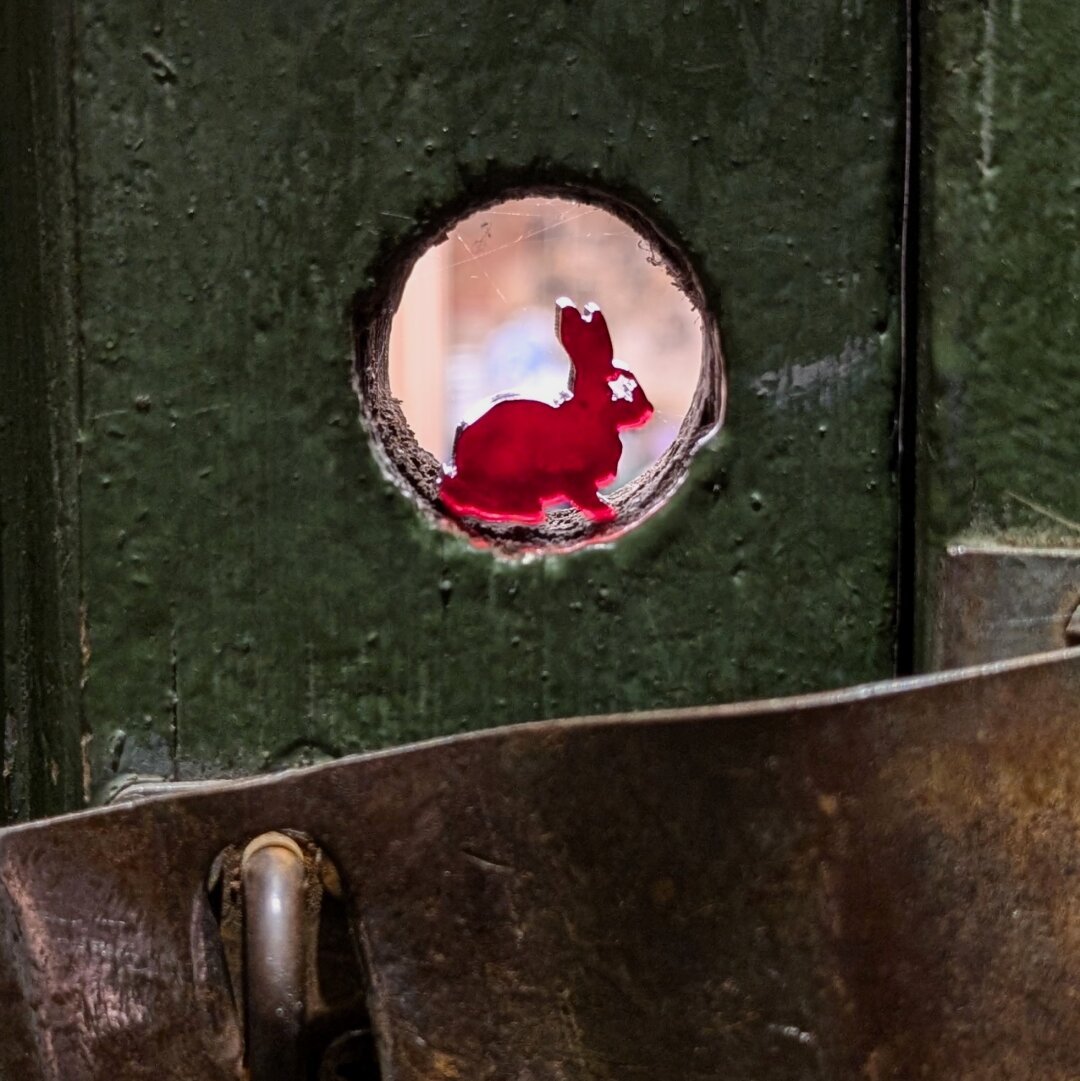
(3, 647, 1080, 1080)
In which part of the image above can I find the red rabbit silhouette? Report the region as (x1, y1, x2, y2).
(439, 297, 654, 524)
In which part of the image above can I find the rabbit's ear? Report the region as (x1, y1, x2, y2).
(580, 302, 614, 365)
(555, 297, 614, 372)
(555, 296, 582, 352)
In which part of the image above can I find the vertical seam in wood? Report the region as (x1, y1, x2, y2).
(896, 0, 921, 676)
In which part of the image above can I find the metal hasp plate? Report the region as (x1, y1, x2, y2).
(934, 544, 1080, 668)
(3, 648, 1080, 1081)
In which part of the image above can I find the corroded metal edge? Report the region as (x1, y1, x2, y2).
(26, 642, 1080, 834)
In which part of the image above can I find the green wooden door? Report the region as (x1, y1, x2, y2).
(6, 1, 1075, 825)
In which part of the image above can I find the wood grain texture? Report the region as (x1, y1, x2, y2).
(0, 0, 83, 821)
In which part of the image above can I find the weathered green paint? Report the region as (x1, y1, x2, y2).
(0, 0, 83, 820)
(918, 1, 1080, 662)
(4, 0, 906, 815)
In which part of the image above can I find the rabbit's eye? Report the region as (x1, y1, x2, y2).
(609, 374, 638, 403)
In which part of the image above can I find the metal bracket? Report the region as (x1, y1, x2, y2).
(3, 647, 1080, 1079)
(933, 543, 1080, 668)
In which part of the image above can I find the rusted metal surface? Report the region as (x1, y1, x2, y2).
(934, 544, 1080, 668)
(3, 647, 1080, 1080)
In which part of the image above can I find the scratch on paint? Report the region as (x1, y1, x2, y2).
(169, 618, 180, 781)
(977, 0, 998, 188)
(750, 336, 876, 408)
(459, 847, 516, 875)
(81, 733, 92, 805)
(1004, 491, 1080, 535)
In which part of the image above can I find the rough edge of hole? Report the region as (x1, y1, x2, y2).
(352, 181, 725, 556)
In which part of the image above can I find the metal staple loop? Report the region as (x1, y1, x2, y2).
(241, 832, 307, 1081)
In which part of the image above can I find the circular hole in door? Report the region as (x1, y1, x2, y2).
(356, 190, 723, 552)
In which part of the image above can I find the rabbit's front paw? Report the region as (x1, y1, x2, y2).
(565, 485, 616, 522)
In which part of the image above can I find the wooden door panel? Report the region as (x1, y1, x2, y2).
(3, 0, 906, 814)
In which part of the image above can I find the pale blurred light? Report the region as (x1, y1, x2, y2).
(389, 197, 702, 488)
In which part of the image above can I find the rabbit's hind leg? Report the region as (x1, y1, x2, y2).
(440, 474, 545, 523)
(563, 481, 616, 523)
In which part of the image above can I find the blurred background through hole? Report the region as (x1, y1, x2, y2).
(389, 196, 703, 490)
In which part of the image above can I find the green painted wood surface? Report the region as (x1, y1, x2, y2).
(4, 0, 906, 816)
(918, 0, 1080, 659)
(0, 0, 83, 820)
